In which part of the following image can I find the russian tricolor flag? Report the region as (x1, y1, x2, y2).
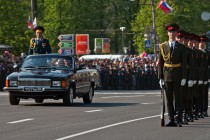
(158, 0, 173, 14)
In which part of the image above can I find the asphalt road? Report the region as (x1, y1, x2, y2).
(0, 90, 210, 140)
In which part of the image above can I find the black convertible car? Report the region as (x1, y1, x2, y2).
(4, 54, 99, 105)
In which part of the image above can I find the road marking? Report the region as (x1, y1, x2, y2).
(100, 95, 144, 99)
(7, 118, 34, 124)
(84, 109, 103, 113)
(0, 94, 8, 96)
(55, 114, 160, 140)
(141, 102, 156, 105)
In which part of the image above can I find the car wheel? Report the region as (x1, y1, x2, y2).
(83, 86, 94, 104)
(63, 87, 74, 106)
(35, 99, 44, 103)
(9, 92, 20, 105)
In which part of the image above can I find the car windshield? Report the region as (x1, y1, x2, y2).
(21, 55, 74, 70)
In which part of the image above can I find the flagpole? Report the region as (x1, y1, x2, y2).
(151, 0, 157, 58)
(31, 0, 35, 20)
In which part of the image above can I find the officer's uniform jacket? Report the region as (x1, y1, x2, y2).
(29, 37, 51, 55)
(206, 49, 210, 80)
(193, 48, 204, 82)
(186, 47, 194, 81)
(202, 49, 209, 82)
(158, 41, 187, 82)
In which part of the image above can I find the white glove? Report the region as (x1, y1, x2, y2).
(181, 79, 186, 86)
(188, 80, 194, 87)
(208, 79, 210, 83)
(198, 80, 203, 85)
(159, 79, 164, 89)
(194, 80, 197, 84)
(204, 81, 208, 85)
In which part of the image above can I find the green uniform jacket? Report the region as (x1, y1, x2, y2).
(29, 37, 51, 55)
(158, 41, 187, 82)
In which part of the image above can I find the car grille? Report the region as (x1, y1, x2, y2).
(19, 79, 51, 86)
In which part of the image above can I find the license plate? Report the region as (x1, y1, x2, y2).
(24, 87, 42, 92)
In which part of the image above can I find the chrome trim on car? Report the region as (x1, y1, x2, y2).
(18, 79, 51, 86)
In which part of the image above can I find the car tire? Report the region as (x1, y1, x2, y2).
(9, 92, 20, 105)
(63, 87, 74, 106)
(83, 86, 94, 104)
(35, 99, 44, 103)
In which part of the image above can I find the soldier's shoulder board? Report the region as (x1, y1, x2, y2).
(159, 42, 167, 48)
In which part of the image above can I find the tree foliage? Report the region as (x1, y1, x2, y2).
(132, 0, 210, 54)
(0, 0, 210, 55)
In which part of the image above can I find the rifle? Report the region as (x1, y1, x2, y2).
(160, 85, 165, 127)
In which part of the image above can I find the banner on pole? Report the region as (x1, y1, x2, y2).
(76, 34, 89, 55)
(94, 38, 102, 53)
(102, 38, 111, 53)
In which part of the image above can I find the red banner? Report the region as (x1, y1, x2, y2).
(76, 34, 89, 55)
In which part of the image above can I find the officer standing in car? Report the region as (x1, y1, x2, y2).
(158, 23, 187, 127)
(29, 26, 51, 55)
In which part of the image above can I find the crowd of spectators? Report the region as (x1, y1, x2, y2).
(76, 55, 160, 90)
(0, 51, 160, 90)
(0, 51, 26, 90)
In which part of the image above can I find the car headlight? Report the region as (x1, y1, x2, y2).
(52, 81, 61, 87)
(9, 81, 18, 87)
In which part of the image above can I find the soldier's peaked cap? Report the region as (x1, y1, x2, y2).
(200, 35, 208, 42)
(33, 26, 45, 32)
(184, 31, 190, 39)
(189, 33, 195, 39)
(165, 23, 179, 31)
(176, 30, 185, 37)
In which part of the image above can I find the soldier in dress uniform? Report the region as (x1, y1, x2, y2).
(192, 34, 205, 120)
(158, 23, 187, 127)
(199, 35, 209, 117)
(29, 26, 52, 55)
(176, 30, 190, 124)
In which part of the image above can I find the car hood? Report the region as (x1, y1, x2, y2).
(8, 70, 73, 80)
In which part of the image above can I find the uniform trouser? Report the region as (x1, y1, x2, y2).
(165, 81, 182, 121)
(203, 83, 209, 112)
(181, 85, 188, 116)
(195, 84, 204, 113)
(198, 84, 204, 113)
(193, 84, 200, 114)
(187, 86, 193, 115)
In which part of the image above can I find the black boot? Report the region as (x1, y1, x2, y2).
(166, 120, 177, 127)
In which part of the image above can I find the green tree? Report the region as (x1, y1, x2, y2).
(132, 0, 210, 54)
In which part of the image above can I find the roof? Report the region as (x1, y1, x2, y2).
(79, 54, 125, 61)
(0, 44, 12, 49)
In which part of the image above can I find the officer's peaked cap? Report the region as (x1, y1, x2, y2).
(33, 26, 45, 32)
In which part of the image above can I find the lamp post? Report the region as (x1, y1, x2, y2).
(120, 27, 126, 54)
(130, 0, 157, 57)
